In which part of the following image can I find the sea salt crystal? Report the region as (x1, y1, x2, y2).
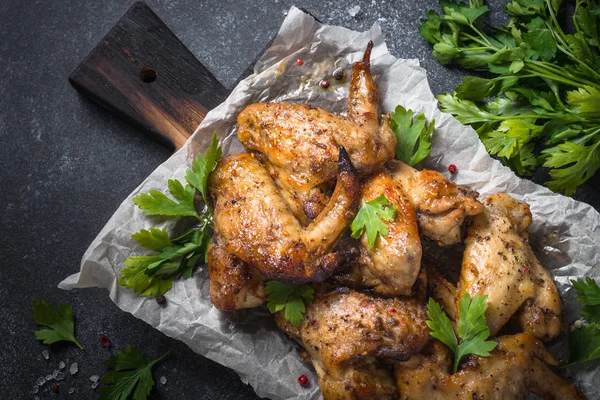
(69, 362, 78, 375)
(42, 350, 49, 360)
(348, 5, 361, 17)
(160, 376, 167, 385)
(68, 387, 75, 394)
(89, 375, 99, 383)
(91, 381, 99, 389)
(52, 369, 59, 379)
(55, 372, 65, 381)
(32, 385, 39, 394)
(45, 374, 53, 381)
(36, 377, 46, 386)
(59, 361, 66, 369)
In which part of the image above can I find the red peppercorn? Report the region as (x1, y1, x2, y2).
(51, 383, 59, 393)
(319, 79, 330, 89)
(389, 308, 397, 313)
(100, 335, 111, 349)
(524, 268, 530, 274)
(298, 374, 309, 385)
(448, 164, 457, 174)
(295, 58, 304, 66)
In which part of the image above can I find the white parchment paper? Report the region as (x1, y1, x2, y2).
(60, 7, 600, 399)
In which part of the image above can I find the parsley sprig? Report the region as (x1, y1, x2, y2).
(351, 194, 398, 249)
(98, 346, 170, 400)
(32, 300, 83, 349)
(420, 0, 600, 195)
(265, 281, 315, 326)
(568, 277, 600, 366)
(390, 105, 435, 166)
(120, 133, 222, 296)
(427, 293, 497, 372)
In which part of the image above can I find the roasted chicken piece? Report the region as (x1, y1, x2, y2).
(333, 170, 422, 296)
(237, 41, 396, 222)
(207, 236, 265, 311)
(428, 193, 563, 341)
(385, 160, 483, 245)
(276, 287, 429, 400)
(394, 333, 587, 400)
(208, 148, 359, 283)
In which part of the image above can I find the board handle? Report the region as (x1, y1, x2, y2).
(69, 2, 229, 150)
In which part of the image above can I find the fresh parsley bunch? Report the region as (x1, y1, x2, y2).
(120, 133, 222, 296)
(420, 0, 600, 195)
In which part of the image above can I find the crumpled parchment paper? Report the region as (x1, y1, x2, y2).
(60, 6, 600, 399)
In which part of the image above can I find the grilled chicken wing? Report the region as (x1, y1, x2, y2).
(237, 42, 396, 222)
(207, 236, 265, 311)
(333, 171, 422, 296)
(386, 160, 483, 245)
(276, 288, 429, 400)
(208, 148, 359, 283)
(395, 333, 587, 400)
(458, 193, 563, 341)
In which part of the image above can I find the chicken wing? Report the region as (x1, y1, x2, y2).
(457, 193, 563, 341)
(208, 147, 359, 283)
(332, 170, 422, 296)
(237, 41, 396, 222)
(207, 236, 265, 311)
(276, 287, 429, 400)
(394, 333, 587, 400)
(385, 160, 483, 245)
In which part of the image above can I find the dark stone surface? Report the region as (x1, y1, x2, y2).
(1, 1, 598, 399)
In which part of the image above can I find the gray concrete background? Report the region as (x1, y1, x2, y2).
(1, 1, 598, 399)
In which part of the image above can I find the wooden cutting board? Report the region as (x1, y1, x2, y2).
(69, 1, 263, 150)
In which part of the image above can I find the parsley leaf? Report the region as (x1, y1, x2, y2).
(568, 323, 600, 367)
(98, 345, 170, 400)
(351, 194, 398, 249)
(132, 181, 198, 219)
(426, 294, 497, 372)
(390, 105, 435, 166)
(32, 300, 83, 349)
(185, 132, 222, 205)
(543, 140, 600, 196)
(572, 277, 600, 324)
(265, 281, 314, 326)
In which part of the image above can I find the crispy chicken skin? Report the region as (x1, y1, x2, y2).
(276, 288, 428, 400)
(458, 193, 563, 341)
(338, 170, 422, 296)
(237, 42, 396, 222)
(207, 236, 265, 311)
(394, 333, 587, 400)
(208, 148, 359, 283)
(385, 160, 483, 245)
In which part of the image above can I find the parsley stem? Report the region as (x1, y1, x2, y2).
(148, 349, 172, 368)
(524, 62, 600, 90)
(461, 32, 494, 49)
(469, 24, 494, 49)
(453, 355, 461, 373)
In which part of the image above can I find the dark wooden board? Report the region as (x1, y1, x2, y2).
(69, 1, 230, 150)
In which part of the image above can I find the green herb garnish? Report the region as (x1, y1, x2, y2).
(265, 281, 315, 327)
(426, 293, 497, 372)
